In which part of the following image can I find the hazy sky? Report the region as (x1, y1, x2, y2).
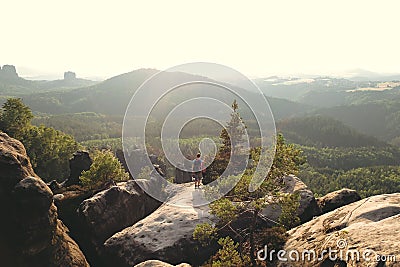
(2, 0, 400, 79)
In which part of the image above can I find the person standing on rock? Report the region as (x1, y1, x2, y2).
(192, 153, 204, 189)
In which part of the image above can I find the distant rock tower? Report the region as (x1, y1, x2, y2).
(0, 65, 19, 79)
(64, 71, 76, 81)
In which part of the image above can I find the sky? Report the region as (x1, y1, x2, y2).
(1, 0, 400, 79)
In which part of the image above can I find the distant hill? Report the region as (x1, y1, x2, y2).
(277, 115, 385, 148)
(0, 65, 98, 95)
(1, 66, 399, 146)
(254, 77, 359, 104)
(254, 76, 400, 108)
(343, 68, 400, 81)
(15, 68, 313, 123)
(266, 97, 314, 120)
(313, 99, 400, 144)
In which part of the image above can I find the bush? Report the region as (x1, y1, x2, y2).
(80, 150, 129, 188)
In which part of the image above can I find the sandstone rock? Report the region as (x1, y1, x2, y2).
(64, 71, 77, 80)
(174, 163, 193, 184)
(278, 193, 400, 267)
(317, 188, 361, 214)
(0, 132, 89, 267)
(261, 175, 320, 226)
(48, 179, 62, 191)
(0, 132, 37, 194)
(103, 183, 216, 267)
(78, 179, 161, 246)
(120, 149, 166, 179)
(134, 260, 191, 267)
(65, 150, 92, 187)
(0, 64, 18, 79)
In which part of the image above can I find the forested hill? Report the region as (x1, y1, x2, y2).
(20, 68, 158, 114)
(313, 99, 400, 144)
(1, 65, 400, 147)
(277, 115, 385, 148)
(13, 68, 313, 121)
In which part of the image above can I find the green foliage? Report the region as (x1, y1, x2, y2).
(206, 100, 248, 183)
(195, 101, 303, 266)
(300, 145, 400, 170)
(0, 98, 33, 138)
(268, 134, 305, 179)
(278, 115, 384, 148)
(316, 98, 400, 142)
(20, 125, 80, 181)
(296, 141, 400, 198)
(299, 164, 400, 198)
(0, 98, 80, 181)
(137, 166, 152, 180)
(193, 223, 218, 247)
(219, 99, 246, 156)
(278, 193, 301, 230)
(80, 150, 129, 188)
(209, 198, 238, 224)
(209, 237, 250, 267)
(33, 113, 123, 141)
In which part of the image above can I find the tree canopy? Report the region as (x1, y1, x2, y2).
(80, 150, 129, 188)
(194, 101, 304, 266)
(0, 98, 33, 138)
(0, 98, 80, 181)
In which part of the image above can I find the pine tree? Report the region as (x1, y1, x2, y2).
(219, 99, 246, 156)
(0, 98, 33, 138)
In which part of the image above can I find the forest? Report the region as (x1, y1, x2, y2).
(1, 66, 399, 196)
(0, 66, 399, 266)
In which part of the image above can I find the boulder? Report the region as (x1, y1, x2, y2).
(317, 188, 361, 214)
(103, 183, 216, 267)
(65, 150, 92, 187)
(174, 164, 192, 184)
(278, 193, 400, 267)
(0, 133, 89, 266)
(261, 175, 320, 226)
(48, 179, 62, 191)
(134, 260, 191, 267)
(78, 179, 162, 246)
(0, 132, 37, 194)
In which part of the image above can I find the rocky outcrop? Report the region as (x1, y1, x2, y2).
(65, 151, 92, 187)
(174, 162, 193, 184)
(261, 175, 320, 226)
(317, 188, 361, 214)
(103, 183, 216, 267)
(278, 193, 400, 267)
(0, 64, 19, 79)
(118, 149, 166, 178)
(134, 260, 191, 267)
(64, 71, 77, 80)
(78, 179, 162, 247)
(0, 132, 89, 266)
